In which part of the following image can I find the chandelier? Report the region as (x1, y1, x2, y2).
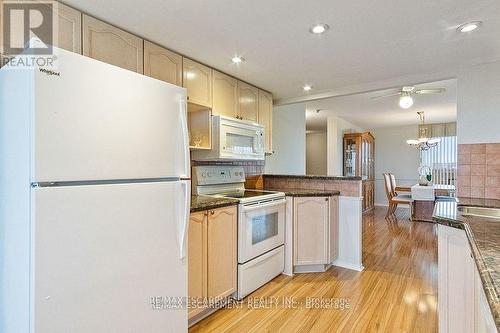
(406, 112, 441, 151)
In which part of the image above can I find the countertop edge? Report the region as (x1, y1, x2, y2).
(263, 174, 364, 181)
(264, 188, 341, 197)
(190, 197, 239, 213)
(433, 201, 500, 329)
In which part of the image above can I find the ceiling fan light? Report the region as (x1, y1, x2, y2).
(399, 95, 414, 109)
(406, 139, 420, 145)
(427, 138, 441, 145)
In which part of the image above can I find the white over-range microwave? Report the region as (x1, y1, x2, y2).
(191, 116, 265, 161)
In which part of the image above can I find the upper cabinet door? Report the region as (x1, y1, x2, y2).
(83, 15, 144, 74)
(183, 58, 212, 108)
(212, 70, 238, 118)
(238, 81, 258, 122)
(56, 3, 82, 54)
(258, 89, 273, 154)
(144, 41, 182, 86)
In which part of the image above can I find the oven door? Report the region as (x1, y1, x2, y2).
(238, 198, 286, 263)
(219, 119, 265, 160)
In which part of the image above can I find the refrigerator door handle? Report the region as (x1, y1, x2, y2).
(179, 97, 190, 179)
(179, 180, 191, 260)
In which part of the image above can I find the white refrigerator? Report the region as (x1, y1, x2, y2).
(0, 48, 190, 332)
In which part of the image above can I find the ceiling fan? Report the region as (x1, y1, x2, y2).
(371, 86, 446, 109)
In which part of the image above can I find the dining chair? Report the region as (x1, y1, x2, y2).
(389, 174, 411, 195)
(383, 173, 413, 219)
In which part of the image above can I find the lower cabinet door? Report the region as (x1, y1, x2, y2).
(207, 206, 237, 300)
(188, 211, 207, 319)
(294, 197, 329, 265)
(328, 197, 339, 263)
(438, 224, 475, 333)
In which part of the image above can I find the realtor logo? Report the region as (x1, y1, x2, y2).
(2, 1, 56, 55)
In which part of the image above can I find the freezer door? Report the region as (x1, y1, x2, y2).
(33, 49, 189, 182)
(32, 181, 190, 333)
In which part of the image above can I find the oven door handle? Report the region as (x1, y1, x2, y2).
(241, 198, 287, 211)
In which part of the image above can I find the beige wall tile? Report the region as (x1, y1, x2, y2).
(470, 144, 486, 153)
(470, 164, 486, 176)
(471, 176, 485, 187)
(471, 187, 485, 198)
(470, 154, 486, 165)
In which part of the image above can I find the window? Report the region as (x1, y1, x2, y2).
(420, 135, 457, 186)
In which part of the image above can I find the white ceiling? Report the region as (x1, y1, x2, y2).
(306, 79, 457, 131)
(64, 0, 500, 101)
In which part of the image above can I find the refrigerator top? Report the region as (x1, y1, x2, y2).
(2, 47, 191, 182)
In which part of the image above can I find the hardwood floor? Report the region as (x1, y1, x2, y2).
(189, 207, 438, 333)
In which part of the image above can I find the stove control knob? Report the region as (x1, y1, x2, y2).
(207, 172, 213, 177)
(201, 172, 207, 178)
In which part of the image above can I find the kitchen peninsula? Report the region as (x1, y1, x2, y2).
(249, 174, 365, 273)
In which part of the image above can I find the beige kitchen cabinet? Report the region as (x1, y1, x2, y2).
(328, 197, 339, 263)
(188, 206, 237, 320)
(237, 81, 259, 122)
(207, 206, 237, 300)
(188, 211, 207, 319)
(258, 89, 273, 154)
(293, 196, 338, 270)
(0, 1, 81, 63)
(438, 224, 496, 333)
(438, 224, 475, 333)
(56, 2, 82, 53)
(188, 105, 212, 150)
(144, 41, 182, 86)
(183, 58, 212, 108)
(83, 15, 144, 73)
(212, 70, 238, 118)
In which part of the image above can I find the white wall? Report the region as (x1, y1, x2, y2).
(457, 61, 500, 144)
(368, 125, 421, 206)
(327, 116, 364, 176)
(306, 132, 327, 175)
(265, 103, 306, 175)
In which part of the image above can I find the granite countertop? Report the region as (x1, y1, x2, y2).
(433, 197, 500, 329)
(263, 174, 365, 181)
(190, 195, 239, 213)
(264, 188, 341, 197)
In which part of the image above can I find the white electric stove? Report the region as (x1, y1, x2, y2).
(192, 166, 286, 299)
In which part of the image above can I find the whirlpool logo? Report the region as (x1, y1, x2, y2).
(39, 68, 59, 76)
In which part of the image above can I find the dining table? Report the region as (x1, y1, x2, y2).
(411, 184, 455, 222)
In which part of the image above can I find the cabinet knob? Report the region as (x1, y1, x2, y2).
(210, 210, 215, 215)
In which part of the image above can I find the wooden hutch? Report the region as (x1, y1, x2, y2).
(343, 132, 375, 212)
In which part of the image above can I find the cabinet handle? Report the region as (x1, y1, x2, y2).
(325, 198, 329, 202)
(210, 210, 215, 215)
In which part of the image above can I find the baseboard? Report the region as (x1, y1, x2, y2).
(332, 259, 364, 272)
(293, 264, 330, 273)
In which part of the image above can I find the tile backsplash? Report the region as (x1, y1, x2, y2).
(457, 143, 500, 199)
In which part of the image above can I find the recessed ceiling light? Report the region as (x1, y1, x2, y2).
(457, 21, 483, 33)
(310, 24, 329, 34)
(231, 56, 245, 64)
(303, 85, 313, 92)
